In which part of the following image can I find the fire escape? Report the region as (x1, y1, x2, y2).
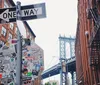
(87, 3, 100, 83)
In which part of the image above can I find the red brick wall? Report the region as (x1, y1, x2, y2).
(75, 22, 84, 84)
(0, 0, 17, 44)
(75, 0, 100, 85)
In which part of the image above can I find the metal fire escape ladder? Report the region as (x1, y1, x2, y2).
(89, 7, 100, 44)
(89, 7, 99, 25)
(87, 3, 100, 83)
(88, 7, 100, 67)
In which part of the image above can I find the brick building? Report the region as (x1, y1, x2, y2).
(0, 0, 16, 47)
(75, 0, 100, 85)
(0, 0, 36, 47)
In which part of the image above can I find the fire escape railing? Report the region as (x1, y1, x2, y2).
(88, 7, 100, 67)
(89, 7, 100, 45)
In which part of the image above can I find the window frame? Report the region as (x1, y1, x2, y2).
(0, 41, 4, 45)
(4, 0, 9, 8)
(10, 23, 14, 30)
(1, 26, 7, 37)
(8, 33, 13, 40)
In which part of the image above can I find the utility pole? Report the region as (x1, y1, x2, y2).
(16, 1, 22, 85)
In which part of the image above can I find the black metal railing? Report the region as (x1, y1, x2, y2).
(88, 7, 100, 46)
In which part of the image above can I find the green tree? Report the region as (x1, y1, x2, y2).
(53, 82, 57, 85)
(45, 82, 51, 85)
(45, 83, 48, 85)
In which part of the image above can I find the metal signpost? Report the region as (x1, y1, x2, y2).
(0, 1, 46, 85)
(16, 2, 22, 85)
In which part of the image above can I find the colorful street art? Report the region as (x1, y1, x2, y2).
(0, 39, 44, 84)
(22, 42, 44, 77)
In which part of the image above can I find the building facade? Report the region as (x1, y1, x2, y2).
(0, 0, 17, 47)
(0, 0, 36, 46)
(75, 0, 100, 85)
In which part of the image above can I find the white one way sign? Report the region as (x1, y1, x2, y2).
(0, 3, 46, 24)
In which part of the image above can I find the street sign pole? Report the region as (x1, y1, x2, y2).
(16, 1, 22, 85)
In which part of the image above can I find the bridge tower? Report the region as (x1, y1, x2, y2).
(59, 35, 75, 85)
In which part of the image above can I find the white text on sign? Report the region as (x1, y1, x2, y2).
(0, 7, 42, 22)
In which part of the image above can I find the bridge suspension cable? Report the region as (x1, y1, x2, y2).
(46, 56, 59, 69)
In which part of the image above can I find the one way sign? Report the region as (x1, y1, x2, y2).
(0, 3, 46, 24)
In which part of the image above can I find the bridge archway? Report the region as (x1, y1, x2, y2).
(59, 35, 75, 85)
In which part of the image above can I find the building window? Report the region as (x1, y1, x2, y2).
(0, 41, 4, 48)
(1, 26, 7, 36)
(0, 41, 4, 45)
(10, 23, 14, 30)
(4, 0, 9, 8)
(8, 33, 12, 40)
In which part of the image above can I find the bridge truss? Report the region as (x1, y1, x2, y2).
(59, 35, 75, 85)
